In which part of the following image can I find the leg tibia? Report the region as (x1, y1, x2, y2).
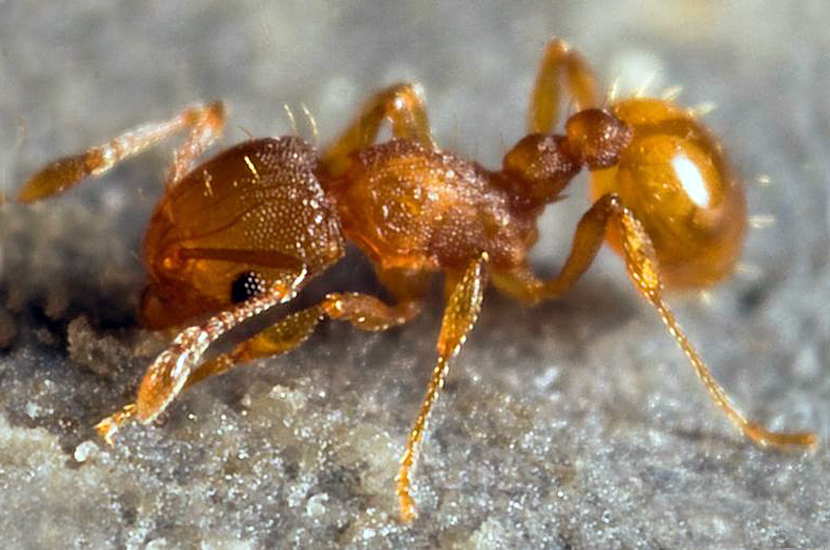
(397, 253, 488, 522)
(610, 200, 812, 447)
(95, 289, 419, 443)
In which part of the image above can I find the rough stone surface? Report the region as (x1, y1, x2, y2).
(1, 2, 829, 549)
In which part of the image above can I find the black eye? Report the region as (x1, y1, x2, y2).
(231, 271, 267, 303)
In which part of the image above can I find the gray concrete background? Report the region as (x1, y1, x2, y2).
(1, 1, 830, 548)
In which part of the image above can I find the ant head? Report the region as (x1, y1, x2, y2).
(564, 108, 633, 170)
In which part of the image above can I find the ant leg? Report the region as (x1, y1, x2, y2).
(184, 293, 422, 388)
(497, 194, 815, 449)
(172, 265, 429, 394)
(95, 267, 307, 444)
(17, 101, 225, 203)
(493, 193, 611, 303)
(398, 253, 489, 522)
(320, 83, 435, 177)
(95, 291, 420, 443)
(529, 38, 599, 134)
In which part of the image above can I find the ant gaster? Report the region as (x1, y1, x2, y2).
(17, 38, 816, 521)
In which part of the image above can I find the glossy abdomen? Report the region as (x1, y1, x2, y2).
(590, 99, 747, 289)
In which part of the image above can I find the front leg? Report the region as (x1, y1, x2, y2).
(96, 288, 420, 443)
(186, 292, 422, 387)
(95, 269, 307, 443)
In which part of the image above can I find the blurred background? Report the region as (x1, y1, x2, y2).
(1, 2, 829, 548)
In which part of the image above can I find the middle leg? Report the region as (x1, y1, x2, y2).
(397, 253, 489, 522)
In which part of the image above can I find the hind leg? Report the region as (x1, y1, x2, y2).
(494, 194, 815, 449)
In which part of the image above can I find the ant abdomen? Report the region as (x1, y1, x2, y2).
(590, 98, 747, 289)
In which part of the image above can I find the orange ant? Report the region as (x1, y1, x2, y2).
(17, 38, 816, 521)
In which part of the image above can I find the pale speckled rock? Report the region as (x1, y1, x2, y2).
(1, 2, 829, 549)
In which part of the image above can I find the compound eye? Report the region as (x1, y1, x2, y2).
(231, 271, 267, 303)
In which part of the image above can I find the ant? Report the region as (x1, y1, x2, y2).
(17, 38, 816, 521)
